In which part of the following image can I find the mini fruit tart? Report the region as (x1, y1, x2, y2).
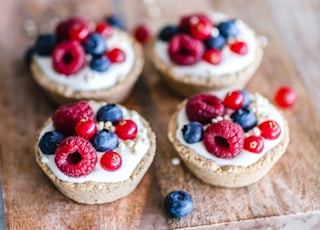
(168, 89, 289, 187)
(150, 12, 264, 97)
(31, 16, 143, 105)
(35, 101, 156, 204)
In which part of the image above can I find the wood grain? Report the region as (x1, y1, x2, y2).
(0, 0, 319, 229)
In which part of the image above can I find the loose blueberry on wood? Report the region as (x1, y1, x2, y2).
(164, 191, 194, 218)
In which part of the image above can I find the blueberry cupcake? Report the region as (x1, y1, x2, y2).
(35, 100, 156, 204)
(150, 12, 263, 97)
(168, 89, 289, 187)
(31, 16, 143, 105)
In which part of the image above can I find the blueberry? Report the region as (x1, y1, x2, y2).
(84, 33, 107, 56)
(231, 109, 257, 132)
(204, 34, 226, 50)
(164, 191, 194, 218)
(39, 131, 64, 155)
(96, 104, 123, 124)
(90, 56, 110, 72)
(105, 15, 126, 30)
(182, 122, 203, 144)
(24, 46, 35, 68)
(158, 25, 179, 42)
(239, 89, 252, 108)
(217, 19, 239, 38)
(91, 129, 119, 152)
(34, 33, 57, 56)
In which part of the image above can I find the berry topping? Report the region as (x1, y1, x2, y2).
(67, 17, 90, 42)
(96, 104, 123, 125)
(244, 135, 264, 154)
(164, 191, 194, 218)
(239, 89, 252, 108)
(84, 33, 107, 56)
(179, 13, 211, 34)
(217, 19, 239, 38)
(231, 109, 257, 132)
(91, 129, 119, 152)
(55, 136, 97, 177)
(274, 86, 296, 108)
(105, 48, 126, 63)
(158, 25, 179, 42)
(203, 120, 244, 159)
(75, 118, 97, 139)
(95, 22, 113, 38)
(133, 24, 151, 44)
(203, 49, 222, 65)
(105, 15, 126, 30)
(189, 16, 212, 40)
(258, 120, 281, 140)
(115, 119, 138, 140)
(55, 20, 71, 41)
(168, 34, 205, 65)
(52, 40, 86, 75)
(90, 56, 111, 72)
(34, 33, 56, 56)
(100, 151, 122, 171)
(186, 94, 225, 124)
(223, 91, 245, 110)
(39, 131, 64, 155)
(182, 122, 203, 144)
(204, 34, 227, 50)
(52, 101, 94, 136)
(230, 41, 248, 55)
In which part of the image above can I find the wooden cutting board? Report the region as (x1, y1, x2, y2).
(0, 0, 319, 229)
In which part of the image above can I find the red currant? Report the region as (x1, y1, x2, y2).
(274, 86, 296, 108)
(230, 41, 248, 55)
(203, 49, 222, 65)
(68, 18, 90, 42)
(100, 151, 122, 171)
(105, 48, 126, 63)
(115, 119, 138, 140)
(223, 91, 244, 110)
(133, 25, 151, 44)
(244, 135, 264, 154)
(189, 16, 212, 40)
(95, 22, 113, 38)
(75, 118, 97, 139)
(258, 120, 281, 140)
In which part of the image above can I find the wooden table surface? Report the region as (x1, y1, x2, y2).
(0, 0, 319, 229)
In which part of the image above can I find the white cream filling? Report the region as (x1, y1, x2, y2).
(38, 102, 151, 183)
(154, 12, 258, 77)
(176, 93, 285, 167)
(34, 30, 135, 91)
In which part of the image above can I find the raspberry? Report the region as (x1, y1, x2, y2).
(186, 94, 225, 124)
(52, 40, 86, 75)
(203, 120, 244, 159)
(168, 34, 205, 65)
(52, 101, 94, 136)
(55, 136, 97, 177)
